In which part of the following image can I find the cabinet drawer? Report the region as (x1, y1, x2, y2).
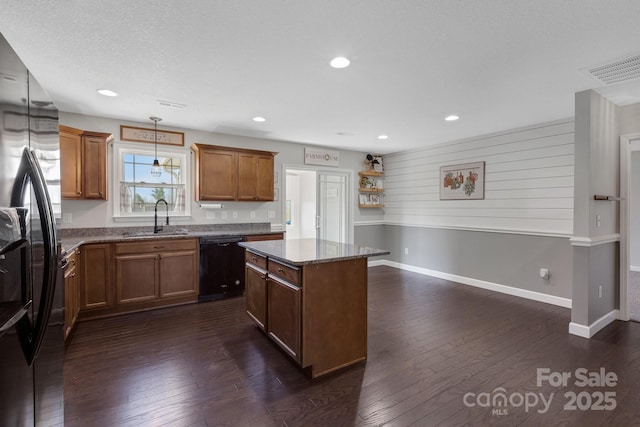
(115, 238, 198, 255)
(245, 250, 267, 269)
(244, 233, 284, 242)
(64, 248, 78, 267)
(268, 259, 300, 286)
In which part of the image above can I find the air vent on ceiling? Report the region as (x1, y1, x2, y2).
(583, 53, 640, 86)
(157, 100, 188, 109)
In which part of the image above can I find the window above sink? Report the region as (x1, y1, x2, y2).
(113, 143, 191, 220)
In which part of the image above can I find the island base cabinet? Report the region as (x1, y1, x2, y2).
(244, 250, 368, 379)
(267, 276, 301, 363)
(245, 262, 268, 331)
(302, 258, 368, 378)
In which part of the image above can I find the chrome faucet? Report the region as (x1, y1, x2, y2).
(154, 198, 169, 233)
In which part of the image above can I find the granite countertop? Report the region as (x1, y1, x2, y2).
(60, 223, 281, 255)
(238, 238, 390, 266)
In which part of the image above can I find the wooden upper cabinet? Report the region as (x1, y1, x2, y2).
(59, 126, 83, 199)
(193, 145, 238, 201)
(238, 153, 275, 201)
(59, 126, 112, 200)
(192, 144, 276, 201)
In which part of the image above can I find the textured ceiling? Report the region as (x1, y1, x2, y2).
(1, 0, 639, 154)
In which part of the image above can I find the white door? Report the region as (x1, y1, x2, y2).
(285, 167, 352, 244)
(316, 171, 349, 243)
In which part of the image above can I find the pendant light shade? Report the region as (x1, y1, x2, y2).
(150, 116, 162, 177)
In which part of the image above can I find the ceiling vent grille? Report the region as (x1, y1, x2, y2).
(583, 53, 640, 86)
(157, 100, 188, 109)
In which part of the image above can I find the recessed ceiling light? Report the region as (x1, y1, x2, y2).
(378, 135, 389, 140)
(330, 57, 350, 69)
(445, 115, 460, 121)
(253, 116, 266, 122)
(97, 89, 118, 97)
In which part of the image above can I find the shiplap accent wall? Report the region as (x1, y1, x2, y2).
(383, 119, 574, 235)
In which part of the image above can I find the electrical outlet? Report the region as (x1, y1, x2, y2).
(206, 211, 216, 220)
(404, 248, 409, 255)
(596, 215, 601, 228)
(62, 213, 72, 224)
(267, 210, 275, 219)
(539, 268, 549, 279)
(232, 211, 238, 219)
(599, 285, 603, 299)
(221, 211, 227, 220)
(250, 211, 256, 219)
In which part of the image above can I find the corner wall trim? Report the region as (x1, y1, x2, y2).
(375, 260, 572, 309)
(569, 234, 620, 247)
(568, 310, 619, 338)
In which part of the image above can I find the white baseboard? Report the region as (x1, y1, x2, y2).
(367, 259, 387, 267)
(372, 260, 572, 309)
(568, 310, 619, 338)
(631, 265, 640, 272)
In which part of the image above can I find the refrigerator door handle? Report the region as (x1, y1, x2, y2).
(10, 148, 59, 365)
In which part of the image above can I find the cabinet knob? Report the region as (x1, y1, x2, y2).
(260, 275, 266, 280)
(277, 268, 284, 273)
(251, 257, 257, 262)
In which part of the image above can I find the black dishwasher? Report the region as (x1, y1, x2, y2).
(198, 236, 245, 301)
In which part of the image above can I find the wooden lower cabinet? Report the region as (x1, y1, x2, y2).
(267, 275, 301, 362)
(243, 232, 284, 242)
(244, 250, 367, 378)
(115, 253, 158, 304)
(160, 250, 198, 298)
(78, 238, 198, 320)
(114, 238, 198, 308)
(245, 260, 268, 330)
(79, 243, 113, 312)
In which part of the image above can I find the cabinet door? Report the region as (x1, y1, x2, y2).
(82, 136, 107, 199)
(245, 263, 268, 331)
(237, 153, 258, 200)
(60, 131, 82, 199)
(267, 275, 301, 362)
(198, 149, 237, 200)
(115, 253, 158, 304)
(80, 243, 113, 310)
(255, 154, 275, 201)
(238, 153, 274, 201)
(63, 263, 76, 341)
(160, 250, 197, 298)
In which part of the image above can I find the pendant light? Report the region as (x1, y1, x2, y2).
(150, 116, 162, 177)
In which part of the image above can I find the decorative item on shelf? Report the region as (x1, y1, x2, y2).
(150, 116, 162, 178)
(364, 153, 384, 172)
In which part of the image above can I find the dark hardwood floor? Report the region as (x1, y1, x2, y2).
(64, 266, 640, 426)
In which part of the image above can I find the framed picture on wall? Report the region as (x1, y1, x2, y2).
(439, 161, 485, 200)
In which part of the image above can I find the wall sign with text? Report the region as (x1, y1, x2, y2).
(304, 147, 340, 167)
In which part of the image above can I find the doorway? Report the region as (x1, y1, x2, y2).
(284, 166, 353, 244)
(619, 134, 640, 322)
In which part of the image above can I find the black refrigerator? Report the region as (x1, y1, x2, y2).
(0, 33, 64, 426)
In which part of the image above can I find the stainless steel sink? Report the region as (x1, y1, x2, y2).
(122, 229, 190, 237)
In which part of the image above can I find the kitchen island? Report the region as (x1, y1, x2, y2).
(239, 238, 389, 378)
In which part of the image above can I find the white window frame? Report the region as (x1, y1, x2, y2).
(112, 142, 191, 220)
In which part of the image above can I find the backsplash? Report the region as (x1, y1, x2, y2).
(60, 222, 272, 238)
